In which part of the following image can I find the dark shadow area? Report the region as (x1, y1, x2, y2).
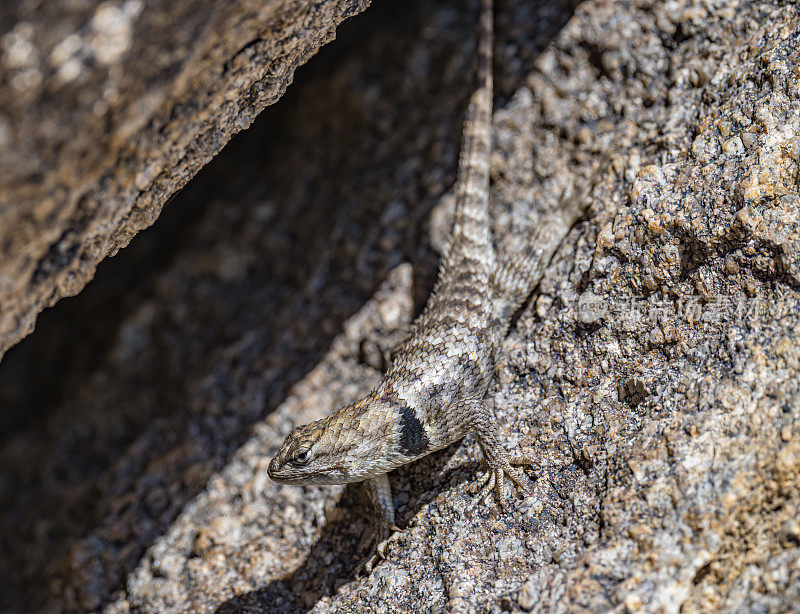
(0, 163, 204, 441)
(0, 0, 579, 611)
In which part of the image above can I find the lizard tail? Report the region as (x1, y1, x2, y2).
(440, 0, 494, 276)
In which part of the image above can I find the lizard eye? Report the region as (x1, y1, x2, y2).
(291, 446, 312, 465)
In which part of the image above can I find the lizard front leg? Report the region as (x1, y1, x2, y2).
(363, 473, 401, 573)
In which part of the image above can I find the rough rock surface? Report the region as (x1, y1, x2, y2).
(1, 0, 799, 612)
(0, 0, 369, 360)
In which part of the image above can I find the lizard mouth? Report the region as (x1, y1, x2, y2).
(267, 467, 312, 484)
(266, 457, 302, 483)
(266, 456, 343, 485)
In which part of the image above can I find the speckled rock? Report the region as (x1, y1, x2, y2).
(1, 0, 799, 612)
(0, 0, 370, 361)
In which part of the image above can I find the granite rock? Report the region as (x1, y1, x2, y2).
(0, 0, 798, 612)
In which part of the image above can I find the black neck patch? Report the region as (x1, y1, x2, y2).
(395, 399, 430, 457)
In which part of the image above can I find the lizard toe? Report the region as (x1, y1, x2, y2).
(472, 468, 500, 511)
(376, 540, 388, 558)
(363, 553, 379, 575)
(362, 522, 401, 573)
(494, 470, 507, 506)
(505, 465, 530, 495)
(509, 454, 538, 468)
(472, 462, 530, 512)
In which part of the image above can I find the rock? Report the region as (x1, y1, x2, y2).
(0, 0, 370, 360)
(1, 0, 799, 612)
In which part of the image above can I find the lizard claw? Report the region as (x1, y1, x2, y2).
(361, 546, 384, 574)
(361, 523, 402, 574)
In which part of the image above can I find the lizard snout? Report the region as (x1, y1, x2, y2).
(267, 455, 281, 479)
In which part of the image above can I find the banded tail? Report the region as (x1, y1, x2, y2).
(439, 0, 494, 278)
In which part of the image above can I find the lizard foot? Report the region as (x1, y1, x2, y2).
(362, 522, 401, 574)
(473, 457, 533, 511)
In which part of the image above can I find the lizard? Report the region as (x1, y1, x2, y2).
(268, 0, 591, 572)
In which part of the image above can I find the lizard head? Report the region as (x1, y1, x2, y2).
(268, 396, 396, 485)
(267, 421, 340, 485)
(268, 414, 372, 485)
